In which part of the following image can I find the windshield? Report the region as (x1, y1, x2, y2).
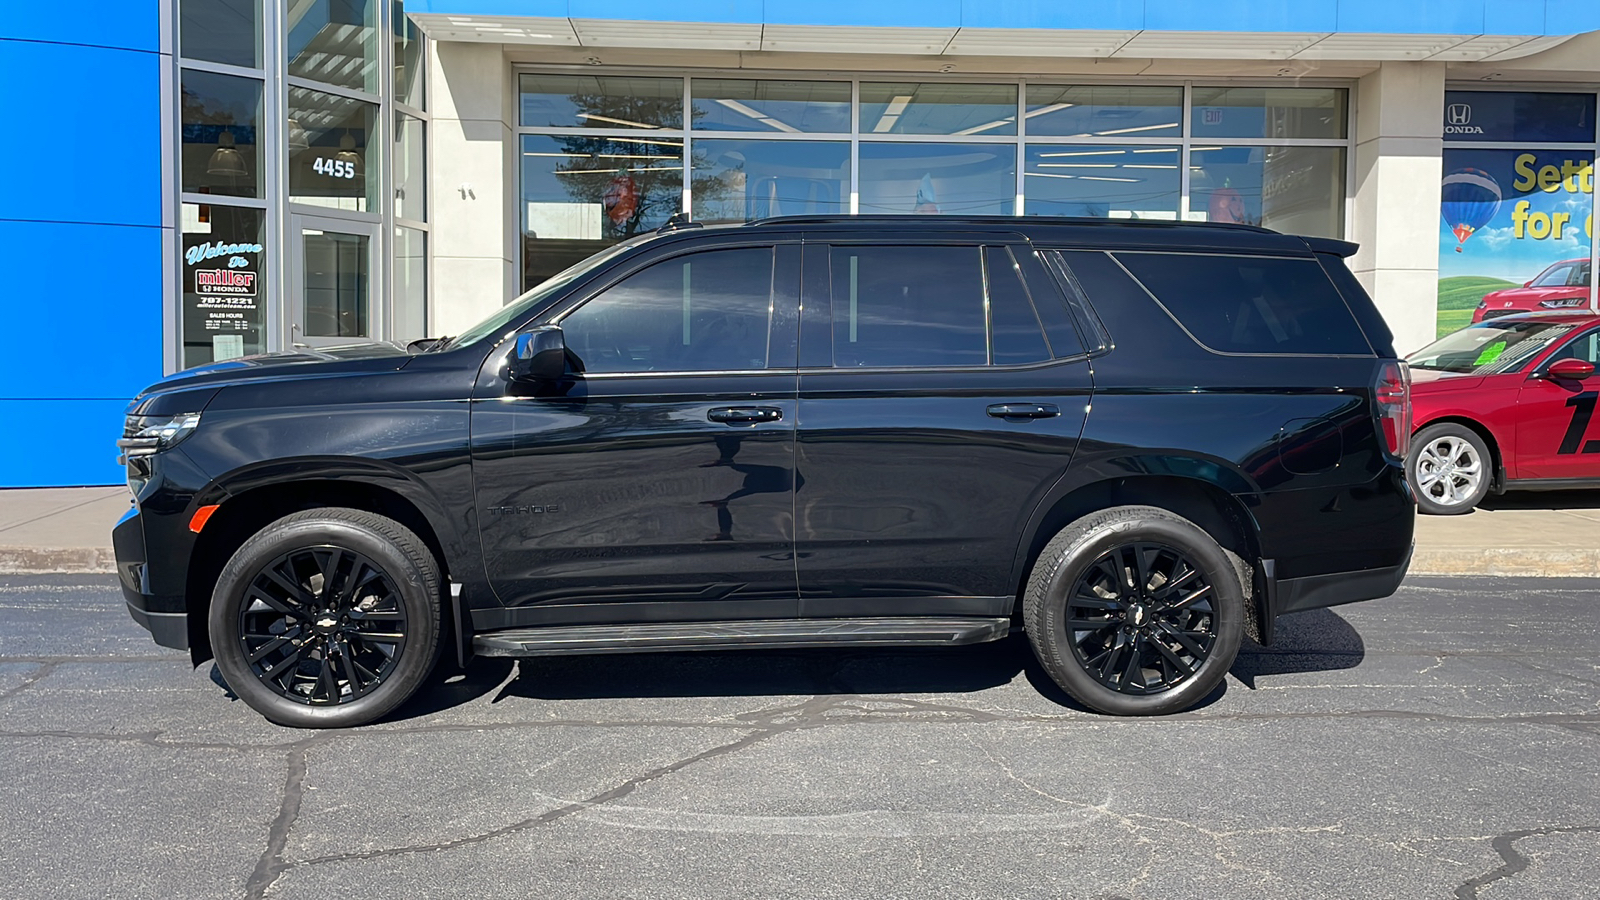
(440, 238, 646, 350)
(1408, 320, 1577, 374)
(1531, 261, 1589, 288)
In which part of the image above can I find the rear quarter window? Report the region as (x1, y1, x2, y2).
(1114, 252, 1373, 356)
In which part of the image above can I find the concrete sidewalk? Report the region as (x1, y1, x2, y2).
(1, 485, 1596, 576)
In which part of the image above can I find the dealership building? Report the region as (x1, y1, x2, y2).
(3, 1, 1600, 487)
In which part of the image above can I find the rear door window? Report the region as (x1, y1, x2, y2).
(1114, 252, 1372, 355)
(985, 247, 1052, 365)
(829, 246, 988, 368)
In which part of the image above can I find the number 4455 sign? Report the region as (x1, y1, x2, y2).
(312, 157, 357, 179)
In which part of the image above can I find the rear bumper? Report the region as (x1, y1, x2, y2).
(112, 506, 189, 650)
(1258, 542, 1412, 643)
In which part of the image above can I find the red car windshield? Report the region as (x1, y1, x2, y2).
(1530, 260, 1591, 288)
(1408, 320, 1578, 375)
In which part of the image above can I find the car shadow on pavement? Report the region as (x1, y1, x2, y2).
(1478, 488, 1600, 511)
(210, 611, 1366, 721)
(1229, 608, 1366, 690)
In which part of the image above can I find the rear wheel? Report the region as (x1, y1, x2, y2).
(1407, 422, 1490, 515)
(1023, 506, 1245, 715)
(209, 508, 442, 728)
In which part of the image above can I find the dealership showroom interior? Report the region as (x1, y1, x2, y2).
(3, 1, 1600, 491)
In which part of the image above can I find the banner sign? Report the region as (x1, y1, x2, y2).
(1437, 93, 1597, 339)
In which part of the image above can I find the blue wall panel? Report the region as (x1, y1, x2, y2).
(0, 10, 164, 488)
(0, 3, 160, 52)
(0, 40, 163, 229)
(0, 220, 165, 401)
(0, 400, 131, 487)
(960, 1, 1146, 31)
(408, 0, 1600, 35)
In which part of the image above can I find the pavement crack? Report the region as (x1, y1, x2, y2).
(1454, 824, 1600, 899)
(245, 743, 312, 900)
(0, 661, 59, 700)
(291, 725, 784, 870)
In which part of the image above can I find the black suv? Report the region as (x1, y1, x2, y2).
(115, 216, 1415, 727)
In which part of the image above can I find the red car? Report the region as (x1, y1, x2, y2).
(1472, 257, 1591, 323)
(1406, 312, 1600, 513)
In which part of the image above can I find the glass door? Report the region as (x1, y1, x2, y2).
(290, 215, 380, 348)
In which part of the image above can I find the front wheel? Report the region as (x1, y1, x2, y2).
(209, 508, 442, 728)
(1407, 423, 1491, 515)
(1023, 506, 1245, 716)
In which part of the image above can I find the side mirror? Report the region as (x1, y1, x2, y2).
(508, 325, 570, 384)
(1546, 358, 1595, 380)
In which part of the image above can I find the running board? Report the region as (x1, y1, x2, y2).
(472, 617, 1011, 657)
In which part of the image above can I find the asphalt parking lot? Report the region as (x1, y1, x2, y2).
(1, 574, 1597, 900)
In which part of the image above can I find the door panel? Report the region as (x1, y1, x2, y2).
(472, 244, 801, 627)
(794, 241, 1092, 615)
(1516, 329, 1600, 479)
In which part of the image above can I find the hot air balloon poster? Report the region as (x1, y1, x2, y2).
(1437, 147, 1596, 337)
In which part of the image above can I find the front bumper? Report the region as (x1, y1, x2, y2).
(112, 506, 189, 650)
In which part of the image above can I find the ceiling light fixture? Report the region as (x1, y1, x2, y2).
(577, 112, 659, 129)
(207, 130, 247, 177)
(872, 95, 913, 133)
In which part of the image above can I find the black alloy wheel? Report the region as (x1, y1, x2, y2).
(239, 546, 408, 705)
(210, 508, 442, 728)
(1065, 542, 1216, 694)
(1024, 505, 1245, 715)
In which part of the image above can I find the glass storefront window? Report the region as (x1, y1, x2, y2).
(180, 0, 261, 68)
(287, 0, 379, 94)
(393, 113, 424, 221)
(521, 133, 683, 287)
(1025, 145, 1180, 218)
(1024, 85, 1183, 139)
(858, 143, 1016, 215)
(1443, 91, 1596, 144)
(691, 79, 850, 133)
(520, 74, 683, 130)
(182, 203, 265, 368)
(393, 0, 425, 110)
(392, 227, 426, 343)
(1189, 145, 1346, 238)
(1190, 87, 1348, 140)
(860, 83, 1019, 136)
(180, 70, 263, 199)
(287, 87, 379, 212)
(692, 139, 849, 223)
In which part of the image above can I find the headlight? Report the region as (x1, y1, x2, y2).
(1539, 298, 1587, 309)
(118, 412, 202, 463)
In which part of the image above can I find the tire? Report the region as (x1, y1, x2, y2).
(1023, 506, 1246, 716)
(209, 508, 443, 728)
(1407, 422, 1491, 515)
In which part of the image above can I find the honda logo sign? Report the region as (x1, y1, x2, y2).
(1444, 103, 1483, 135)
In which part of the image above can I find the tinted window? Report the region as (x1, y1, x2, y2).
(831, 246, 986, 367)
(1116, 253, 1371, 355)
(986, 247, 1051, 365)
(561, 248, 774, 373)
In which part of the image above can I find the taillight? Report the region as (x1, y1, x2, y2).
(1375, 360, 1411, 459)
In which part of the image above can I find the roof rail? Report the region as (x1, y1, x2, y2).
(744, 214, 1275, 234)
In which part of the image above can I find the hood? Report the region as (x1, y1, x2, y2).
(1481, 284, 1587, 307)
(130, 342, 414, 410)
(1409, 368, 1485, 392)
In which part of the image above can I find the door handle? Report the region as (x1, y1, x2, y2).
(987, 403, 1060, 420)
(708, 406, 783, 425)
